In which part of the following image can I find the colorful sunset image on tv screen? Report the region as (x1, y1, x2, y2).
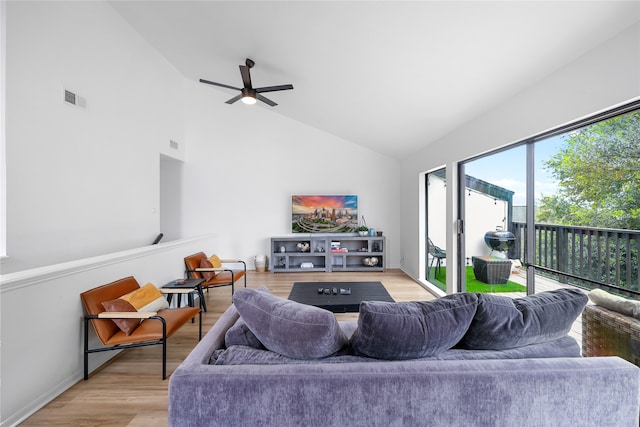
(292, 195, 358, 233)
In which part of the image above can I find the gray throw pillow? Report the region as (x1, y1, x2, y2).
(350, 293, 479, 360)
(460, 288, 588, 350)
(225, 318, 264, 349)
(232, 288, 348, 359)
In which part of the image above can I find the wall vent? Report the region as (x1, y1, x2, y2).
(63, 88, 86, 109)
(64, 89, 76, 105)
(169, 140, 179, 150)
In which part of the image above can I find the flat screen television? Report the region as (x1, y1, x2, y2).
(292, 195, 358, 233)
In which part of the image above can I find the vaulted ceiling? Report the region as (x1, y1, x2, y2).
(110, 1, 640, 159)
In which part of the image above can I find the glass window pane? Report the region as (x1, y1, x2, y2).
(426, 168, 447, 289)
(462, 146, 527, 296)
(535, 109, 640, 296)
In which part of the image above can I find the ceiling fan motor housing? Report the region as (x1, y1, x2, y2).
(241, 87, 257, 98)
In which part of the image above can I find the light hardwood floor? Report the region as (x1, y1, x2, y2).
(20, 269, 435, 427)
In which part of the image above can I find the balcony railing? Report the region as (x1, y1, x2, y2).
(511, 222, 640, 297)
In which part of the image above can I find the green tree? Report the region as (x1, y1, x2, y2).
(539, 110, 640, 230)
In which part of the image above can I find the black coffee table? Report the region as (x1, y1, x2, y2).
(288, 281, 394, 313)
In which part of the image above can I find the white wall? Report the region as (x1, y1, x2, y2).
(400, 23, 640, 283)
(464, 191, 509, 260)
(3, 1, 185, 273)
(181, 80, 401, 268)
(427, 174, 509, 269)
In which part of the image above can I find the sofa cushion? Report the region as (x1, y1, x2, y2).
(212, 345, 373, 365)
(211, 336, 580, 365)
(589, 288, 640, 319)
(119, 282, 169, 312)
(233, 288, 348, 359)
(460, 288, 588, 350)
(225, 318, 264, 349)
(199, 258, 217, 281)
(208, 254, 222, 268)
(350, 293, 478, 360)
(100, 298, 140, 335)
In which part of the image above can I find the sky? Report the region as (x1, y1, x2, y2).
(464, 134, 566, 206)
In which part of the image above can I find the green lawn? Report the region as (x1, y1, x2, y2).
(429, 266, 526, 293)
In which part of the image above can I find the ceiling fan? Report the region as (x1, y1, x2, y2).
(199, 58, 293, 107)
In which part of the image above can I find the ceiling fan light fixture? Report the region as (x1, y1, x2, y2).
(242, 95, 257, 105)
(241, 88, 257, 105)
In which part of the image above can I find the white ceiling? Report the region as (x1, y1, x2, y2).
(110, 1, 640, 160)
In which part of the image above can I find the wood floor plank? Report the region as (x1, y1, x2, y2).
(19, 269, 433, 427)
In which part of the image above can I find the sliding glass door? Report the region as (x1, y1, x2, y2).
(532, 109, 640, 296)
(452, 103, 639, 297)
(460, 145, 528, 296)
(425, 168, 447, 288)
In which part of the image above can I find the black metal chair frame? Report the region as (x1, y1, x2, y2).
(83, 305, 202, 380)
(186, 259, 247, 297)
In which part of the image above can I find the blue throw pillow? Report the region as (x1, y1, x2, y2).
(233, 288, 348, 359)
(460, 288, 588, 350)
(350, 293, 478, 360)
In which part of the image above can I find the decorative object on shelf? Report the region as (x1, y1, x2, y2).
(316, 246, 325, 252)
(296, 242, 310, 252)
(280, 246, 286, 253)
(369, 228, 375, 237)
(356, 215, 369, 236)
(300, 262, 314, 268)
(362, 257, 379, 267)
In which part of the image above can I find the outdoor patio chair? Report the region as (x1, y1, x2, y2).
(428, 238, 446, 278)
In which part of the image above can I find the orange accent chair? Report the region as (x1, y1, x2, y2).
(184, 252, 247, 301)
(80, 276, 201, 380)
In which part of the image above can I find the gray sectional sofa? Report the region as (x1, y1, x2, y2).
(169, 288, 640, 427)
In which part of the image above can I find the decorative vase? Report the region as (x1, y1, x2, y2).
(362, 257, 379, 267)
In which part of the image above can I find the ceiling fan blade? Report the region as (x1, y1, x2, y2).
(257, 94, 277, 107)
(225, 94, 243, 104)
(199, 79, 241, 91)
(239, 65, 252, 89)
(255, 84, 294, 93)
